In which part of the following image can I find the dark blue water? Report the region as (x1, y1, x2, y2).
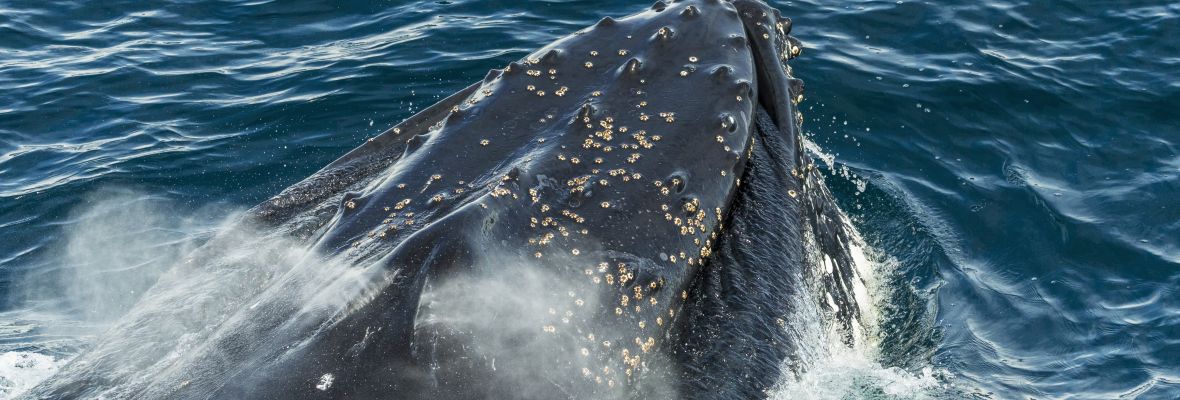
(1, 0, 1177, 398)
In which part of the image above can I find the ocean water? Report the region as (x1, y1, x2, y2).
(1, 0, 1177, 398)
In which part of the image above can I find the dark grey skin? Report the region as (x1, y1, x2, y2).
(27, 1, 866, 399)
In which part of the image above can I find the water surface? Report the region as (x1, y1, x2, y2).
(1, 0, 1177, 398)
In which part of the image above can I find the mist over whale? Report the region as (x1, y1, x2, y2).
(24, 0, 877, 398)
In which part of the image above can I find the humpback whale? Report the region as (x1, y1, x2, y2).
(27, 0, 871, 399)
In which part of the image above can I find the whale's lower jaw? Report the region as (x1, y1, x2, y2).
(27, 1, 871, 399)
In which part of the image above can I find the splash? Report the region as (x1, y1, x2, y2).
(0, 352, 61, 400)
(3, 189, 381, 398)
(13, 189, 219, 324)
(771, 349, 943, 400)
(0, 189, 222, 398)
(770, 180, 950, 399)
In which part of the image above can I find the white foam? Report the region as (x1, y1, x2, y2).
(0, 352, 65, 399)
(771, 349, 943, 400)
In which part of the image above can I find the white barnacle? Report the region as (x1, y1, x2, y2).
(316, 374, 335, 391)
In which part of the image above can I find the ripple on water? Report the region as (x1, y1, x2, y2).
(1, 0, 1179, 398)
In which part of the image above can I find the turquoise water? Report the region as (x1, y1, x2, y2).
(1, 0, 1177, 398)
